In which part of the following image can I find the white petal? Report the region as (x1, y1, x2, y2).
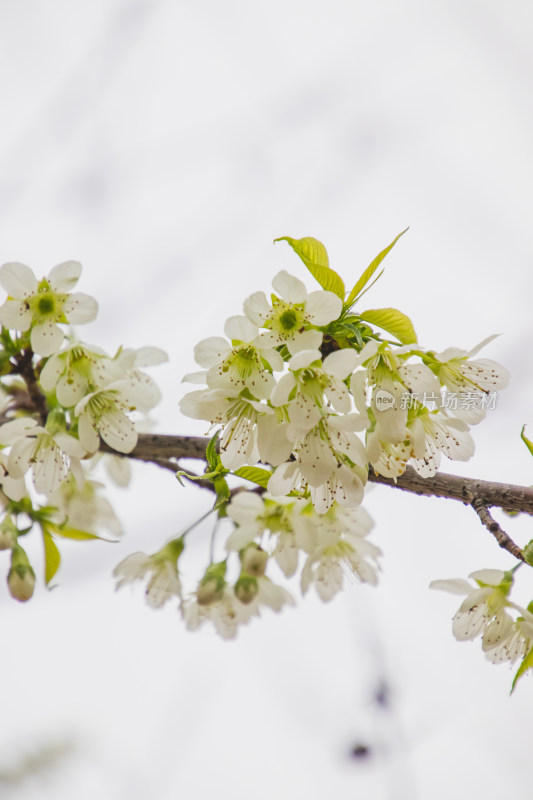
(181, 370, 208, 384)
(429, 578, 473, 595)
(77, 413, 100, 453)
(225, 526, 259, 550)
(469, 568, 506, 586)
(243, 291, 271, 325)
(63, 293, 98, 324)
(224, 315, 258, 343)
(465, 334, 500, 358)
(288, 349, 321, 371)
(267, 461, 302, 496)
(31, 321, 64, 356)
(324, 380, 351, 413)
(0, 262, 37, 296)
(261, 347, 284, 372)
(286, 329, 323, 354)
(105, 455, 132, 487)
(0, 300, 33, 330)
(305, 291, 342, 325)
(323, 348, 359, 379)
(227, 491, 264, 524)
(270, 373, 296, 407)
(131, 346, 168, 367)
(99, 410, 138, 454)
(7, 437, 37, 478)
(272, 270, 307, 304)
(256, 416, 294, 466)
(39, 353, 64, 392)
(33, 444, 68, 494)
(56, 372, 88, 407)
(53, 432, 87, 458)
(0, 417, 40, 446)
(194, 337, 231, 368)
(397, 363, 441, 396)
(47, 261, 82, 291)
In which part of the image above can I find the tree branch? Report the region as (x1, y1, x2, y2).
(122, 433, 533, 517)
(467, 497, 525, 562)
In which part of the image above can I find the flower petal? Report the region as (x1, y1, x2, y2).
(224, 315, 258, 343)
(63, 293, 98, 324)
(47, 261, 82, 292)
(194, 337, 230, 368)
(0, 300, 32, 331)
(0, 262, 37, 296)
(243, 291, 271, 325)
(272, 270, 307, 304)
(31, 321, 64, 356)
(304, 291, 342, 326)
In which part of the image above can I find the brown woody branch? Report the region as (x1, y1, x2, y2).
(114, 433, 532, 563)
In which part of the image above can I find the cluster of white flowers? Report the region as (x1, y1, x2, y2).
(431, 570, 533, 687)
(2, 234, 526, 689)
(0, 260, 166, 600)
(180, 270, 509, 506)
(158, 239, 511, 638)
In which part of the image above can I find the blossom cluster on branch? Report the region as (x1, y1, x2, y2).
(0, 260, 166, 598)
(0, 236, 531, 691)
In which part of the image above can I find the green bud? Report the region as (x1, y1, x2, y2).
(234, 574, 259, 605)
(8, 545, 36, 602)
(241, 546, 268, 577)
(196, 577, 225, 606)
(0, 516, 18, 551)
(159, 537, 185, 563)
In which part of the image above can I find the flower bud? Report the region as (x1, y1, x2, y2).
(241, 546, 268, 577)
(234, 574, 259, 605)
(196, 577, 224, 606)
(0, 516, 17, 550)
(7, 546, 35, 602)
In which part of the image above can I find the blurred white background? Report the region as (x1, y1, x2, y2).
(1, 1, 533, 797)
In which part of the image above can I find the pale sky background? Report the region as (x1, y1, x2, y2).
(1, 1, 533, 798)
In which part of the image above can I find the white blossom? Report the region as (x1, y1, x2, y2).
(244, 269, 342, 350)
(430, 569, 511, 641)
(114, 542, 183, 608)
(0, 261, 97, 356)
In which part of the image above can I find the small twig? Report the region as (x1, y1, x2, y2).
(10, 350, 48, 426)
(467, 495, 526, 562)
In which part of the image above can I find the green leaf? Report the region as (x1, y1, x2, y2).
(522, 539, 533, 567)
(233, 466, 272, 489)
(521, 425, 533, 457)
(42, 530, 61, 585)
(274, 236, 345, 299)
(358, 307, 417, 344)
(46, 522, 116, 542)
(511, 644, 533, 693)
(346, 228, 408, 307)
(213, 476, 231, 507)
(205, 431, 220, 471)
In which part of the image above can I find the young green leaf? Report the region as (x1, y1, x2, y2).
(521, 425, 533, 458)
(42, 529, 61, 585)
(233, 466, 272, 489)
(511, 644, 533, 693)
(46, 522, 116, 542)
(358, 307, 417, 344)
(205, 431, 220, 471)
(274, 236, 345, 299)
(346, 228, 408, 307)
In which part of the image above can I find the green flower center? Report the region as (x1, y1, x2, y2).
(37, 294, 56, 314)
(279, 309, 298, 331)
